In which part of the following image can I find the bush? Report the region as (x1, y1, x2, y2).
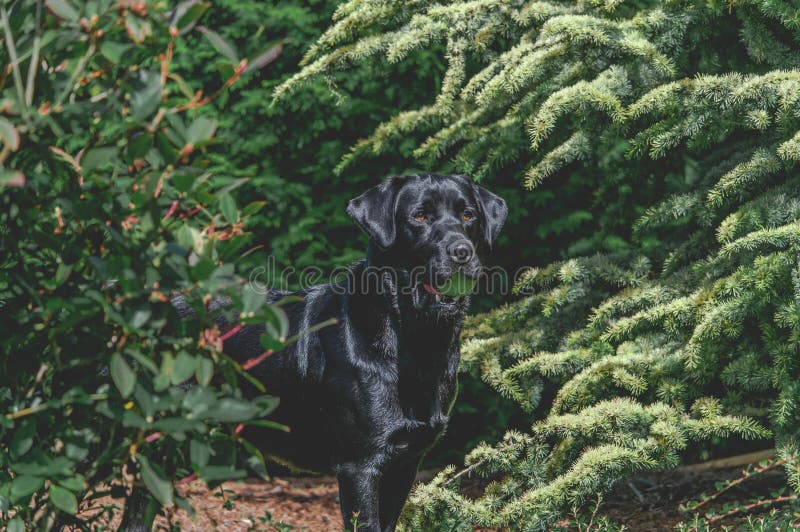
(0, 1, 287, 528)
(279, 0, 800, 529)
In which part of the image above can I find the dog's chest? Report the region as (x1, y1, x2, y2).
(393, 324, 459, 423)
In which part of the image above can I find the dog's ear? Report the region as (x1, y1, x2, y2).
(471, 181, 507, 250)
(347, 176, 407, 250)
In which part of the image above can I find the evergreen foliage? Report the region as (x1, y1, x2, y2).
(279, 0, 800, 528)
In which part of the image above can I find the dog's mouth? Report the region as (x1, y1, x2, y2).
(411, 282, 462, 311)
(422, 283, 457, 304)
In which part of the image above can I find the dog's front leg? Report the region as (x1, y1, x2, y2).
(378, 457, 420, 532)
(337, 461, 381, 531)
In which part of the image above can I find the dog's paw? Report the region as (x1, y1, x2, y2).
(430, 413, 449, 428)
(402, 418, 428, 431)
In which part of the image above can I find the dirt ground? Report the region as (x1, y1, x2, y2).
(80, 459, 795, 531)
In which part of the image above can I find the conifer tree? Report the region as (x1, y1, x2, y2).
(277, 1, 800, 528)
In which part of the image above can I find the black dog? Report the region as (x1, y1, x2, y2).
(123, 173, 506, 531)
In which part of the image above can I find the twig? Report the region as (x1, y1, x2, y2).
(0, 144, 11, 167)
(444, 439, 519, 487)
(687, 457, 786, 512)
(5, 393, 107, 420)
(627, 480, 645, 504)
(677, 449, 775, 474)
(281, 317, 338, 346)
(162, 200, 179, 221)
(25, 0, 42, 106)
(220, 324, 243, 341)
(1, 4, 30, 120)
(241, 349, 274, 371)
(706, 494, 798, 524)
(53, 42, 96, 111)
(586, 494, 602, 531)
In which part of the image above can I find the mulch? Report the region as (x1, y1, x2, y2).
(76, 459, 795, 531)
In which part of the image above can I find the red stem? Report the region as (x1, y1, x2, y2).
(242, 349, 274, 371)
(163, 200, 179, 221)
(220, 324, 243, 342)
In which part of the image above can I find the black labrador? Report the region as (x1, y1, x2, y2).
(123, 173, 507, 531)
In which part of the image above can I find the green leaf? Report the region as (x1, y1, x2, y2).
(241, 285, 264, 315)
(126, 133, 154, 162)
(169, 72, 195, 100)
(201, 398, 258, 423)
(125, 15, 152, 43)
(241, 201, 266, 217)
(240, 419, 290, 432)
(189, 440, 211, 467)
(174, 494, 196, 518)
(110, 352, 136, 398)
(195, 357, 213, 386)
(0, 118, 20, 150)
(58, 475, 87, 492)
(152, 417, 202, 434)
(10, 475, 44, 502)
(245, 42, 283, 73)
(173, 172, 197, 193)
(176, 225, 202, 253)
(171, 351, 196, 385)
(172, 1, 210, 33)
(0, 169, 25, 187)
(241, 435, 266, 460)
(81, 147, 118, 172)
(7, 517, 24, 532)
(100, 41, 132, 64)
(191, 258, 215, 281)
(259, 334, 284, 352)
(125, 348, 159, 375)
(55, 263, 72, 285)
(130, 69, 162, 122)
(12, 455, 73, 477)
(183, 386, 217, 415)
(437, 273, 477, 297)
(45, 0, 79, 22)
(137, 455, 173, 507)
(129, 309, 151, 329)
(186, 116, 217, 145)
(9, 419, 35, 459)
(155, 130, 179, 162)
(157, 352, 174, 391)
(197, 26, 238, 63)
(198, 465, 247, 482)
(219, 192, 238, 225)
(49, 485, 78, 514)
(264, 305, 289, 341)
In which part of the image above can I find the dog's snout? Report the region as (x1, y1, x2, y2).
(449, 241, 473, 264)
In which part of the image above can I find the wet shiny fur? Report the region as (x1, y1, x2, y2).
(128, 173, 506, 532)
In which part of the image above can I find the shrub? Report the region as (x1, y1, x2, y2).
(0, 1, 285, 528)
(278, 0, 800, 529)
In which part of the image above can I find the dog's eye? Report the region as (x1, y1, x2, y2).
(462, 210, 475, 222)
(413, 210, 427, 222)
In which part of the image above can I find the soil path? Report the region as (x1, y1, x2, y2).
(81, 462, 791, 531)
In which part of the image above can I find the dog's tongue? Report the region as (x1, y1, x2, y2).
(422, 283, 441, 296)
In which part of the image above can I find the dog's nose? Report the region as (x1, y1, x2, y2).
(449, 241, 473, 264)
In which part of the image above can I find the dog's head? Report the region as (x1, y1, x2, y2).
(347, 173, 507, 315)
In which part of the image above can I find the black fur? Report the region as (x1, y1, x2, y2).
(123, 173, 507, 532)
